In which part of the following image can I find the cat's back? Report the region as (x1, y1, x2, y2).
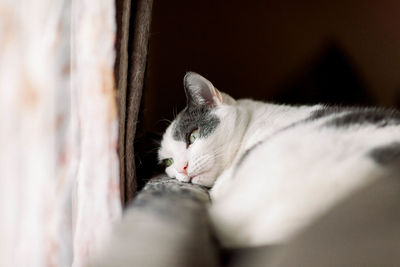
(236, 99, 322, 151)
(240, 103, 400, 154)
(210, 105, 400, 247)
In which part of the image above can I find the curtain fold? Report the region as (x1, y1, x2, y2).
(71, 0, 122, 265)
(0, 0, 122, 266)
(115, 0, 132, 205)
(116, 0, 154, 205)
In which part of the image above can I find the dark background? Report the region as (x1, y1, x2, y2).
(135, 0, 400, 186)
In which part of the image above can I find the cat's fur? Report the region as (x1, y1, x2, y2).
(158, 72, 400, 248)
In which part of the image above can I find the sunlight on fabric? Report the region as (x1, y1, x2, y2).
(0, 0, 121, 266)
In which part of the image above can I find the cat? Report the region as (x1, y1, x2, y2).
(158, 72, 400, 248)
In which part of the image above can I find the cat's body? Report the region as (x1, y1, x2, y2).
(158, 72, 400, 248)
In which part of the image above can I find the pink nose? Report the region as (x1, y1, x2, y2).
(179, 162, 189, 175)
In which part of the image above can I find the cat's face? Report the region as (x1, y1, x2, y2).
(158, 72, 237, 187)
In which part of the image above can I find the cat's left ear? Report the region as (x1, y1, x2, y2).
(184, 72, 223, 108)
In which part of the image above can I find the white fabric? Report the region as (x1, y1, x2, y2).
(0, 0, 122, 266)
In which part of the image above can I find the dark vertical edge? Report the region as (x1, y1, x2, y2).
(115, 0, 132, 206)
(125, 0, 154, 204)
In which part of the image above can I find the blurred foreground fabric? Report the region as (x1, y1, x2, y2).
(93, 175, 400, 267)
(90, 177, 219, 267)
(0, 0, 121, 266)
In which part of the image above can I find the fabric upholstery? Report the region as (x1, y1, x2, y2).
(91, 176, 220, 267)
(93, 174, 400, 266)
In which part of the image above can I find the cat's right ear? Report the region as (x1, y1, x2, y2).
(184, 72, 223, 108)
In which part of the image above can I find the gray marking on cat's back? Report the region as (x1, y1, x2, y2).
(369, 142, 400, 165)
(325, 108, 400, 128)
(235, 141, 263, 171)
(233, 106, 339, 174)
(309, 106, 355, 120)
(172, 106, 220, 141)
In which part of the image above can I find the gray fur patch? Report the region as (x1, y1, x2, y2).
(370, 142, 400, 165)
(236, 141, 263, 170)
(309, 106, 354, 120)
(172, 106, 220, 142)
(325, 108, 400, 128)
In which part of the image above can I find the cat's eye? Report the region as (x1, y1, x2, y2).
(163, 158, 174, 167)
(189, 129, 199, 145)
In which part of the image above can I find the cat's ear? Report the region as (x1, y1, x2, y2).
(184, 72, 223, 108)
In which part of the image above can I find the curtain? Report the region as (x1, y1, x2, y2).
(0, 0, 122, 266)
(115, 0, 153, 205)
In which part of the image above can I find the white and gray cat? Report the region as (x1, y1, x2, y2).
(158, 72, 400, 248)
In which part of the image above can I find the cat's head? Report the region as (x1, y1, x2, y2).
(158, 72, 241, 187)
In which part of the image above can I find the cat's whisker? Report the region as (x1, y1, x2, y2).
(156, 118, 173, 124)
(150, 147, 160, 152)
(172, 106, 178, 119)
(191, 151, 226, 172)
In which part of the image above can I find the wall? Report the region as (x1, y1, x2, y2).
(136, 0, 400, 184)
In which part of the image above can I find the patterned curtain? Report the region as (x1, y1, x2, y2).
(0, 0, 122, 266)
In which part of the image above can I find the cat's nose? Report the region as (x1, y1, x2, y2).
(178, 162, 189, 175)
